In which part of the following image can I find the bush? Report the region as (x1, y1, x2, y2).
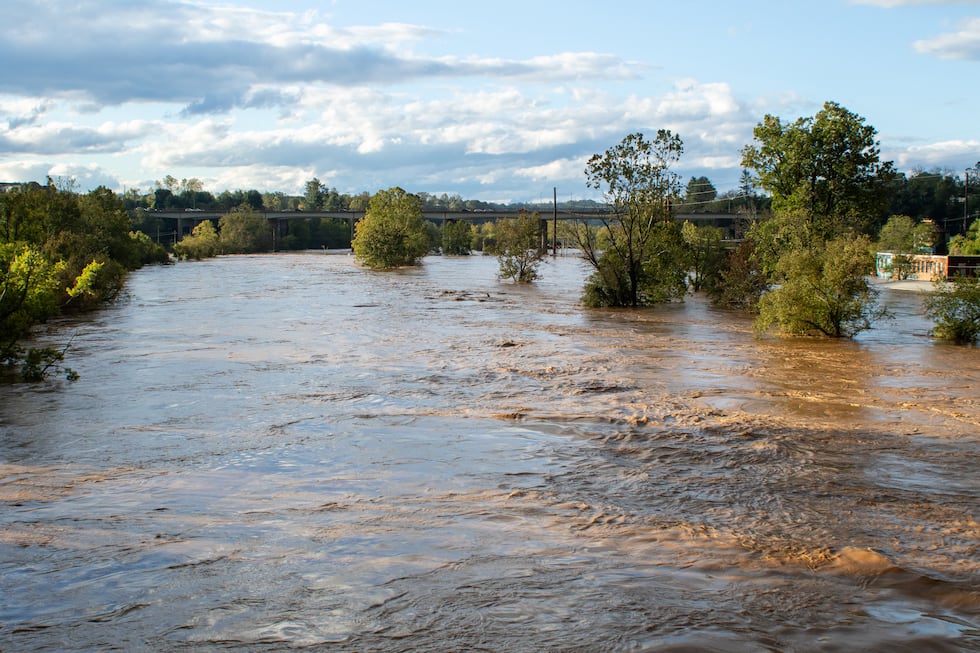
(352, 187, 430, 268)
(755, 236, 888, 338)
(924, 276, 980, 344)
(173, 220, 220, 260)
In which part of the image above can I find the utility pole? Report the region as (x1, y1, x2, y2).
(966, 168, 970, 233)
(552, 187, 558, 257)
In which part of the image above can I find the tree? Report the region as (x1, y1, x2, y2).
(755, 235, 887, 338)
(219, 207, 272, 253)
(741, 101, 895, 237)
(172, 220, 219, 260)
(949, 218, 980, 255)
(681, 221, 724, 292)
(924, 276, 980, 344)
(494, 212, 544, 283)
(0, 183, 161, 380)
(683, 176, 717, 209)
(351, 187, 430, 268)
(303, 178, 325, 210)
(877, 215, 917, 253)
(442, 220, 472, 255)
(0, 244, 62, 363)
(578, 131, 687, 307)
(888, 170, 962, 234)
(707, 239, 768, 311)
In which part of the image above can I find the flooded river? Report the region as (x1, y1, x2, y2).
(1, 253, 977, 651)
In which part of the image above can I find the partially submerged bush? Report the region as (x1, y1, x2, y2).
(924, 276, 980, 344)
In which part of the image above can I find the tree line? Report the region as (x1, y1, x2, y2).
(1, 180, 168, 380)
(3, 100, 980, 382)
(342, 101, 980, 344)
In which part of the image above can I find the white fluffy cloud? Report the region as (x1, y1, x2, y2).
(0, 0, 974, 200)
(914, 17, 980, 59)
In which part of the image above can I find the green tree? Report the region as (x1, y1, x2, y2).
(0, 245, 63, 362)
(0, 183, 162, 379)
(442, 220, 472, 255)
(582, 222, 688, 307)
(351, 187, 430, 268)
(172, 220, 220, 260)
(681, 221, 724, 292)
(471, 221, 497, 252)
(706, 239, 768, 311)
(741, 101, 895, 237)
(755, 235, 887, 338)
(683, 176, 717, 209)
(303, 178, 325, 210)
(219, 207, 272, 254)
(494, 212, 544, 283)
(877, 214, 917, 253)
(948, 219, 980, 255)
(578, 131, 687, 307)
(923, 276, 980, 344)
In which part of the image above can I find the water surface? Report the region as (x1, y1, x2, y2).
(1, 253, 977, 651)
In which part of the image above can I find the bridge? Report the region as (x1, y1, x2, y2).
(139, 208, 751, 247)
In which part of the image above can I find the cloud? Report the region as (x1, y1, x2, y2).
(892, 138, 980, 169)
(0, 119, 157, 155)
(0, 0, 640, 115)
(914, 17, 980, 59)
(0, 159, 120, 190)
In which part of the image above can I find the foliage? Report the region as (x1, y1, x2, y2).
(877, 215, 916, 252)
(172, 220, 220, 260)
(887, 170, 967, 234)
(755, 236, 887, 338)
(877, 214, 938, 254)
(0, 182, 166, 380)
(681, 221, 724, 292)
(219, 206, 273, 254)
(923, 276, 980, 344)
(494, 212, 544, 283)
(746, 210, 823, 279)
(471, 222, 497, 252)
(0, 244, 63, 361)
(129, 231, 170, 265)
(578, 131, 685, 307)
(682, 176, 718, 208)
(582, 222, 688, 307)
(706, 239, 768, 311)
(352, 187, 430, 268)
(441, 220, 473, 255)
(948, 219, 980, 255)
(741, 101, 895, 237)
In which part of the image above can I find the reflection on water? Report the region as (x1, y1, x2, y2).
(1, 253, 977, 651)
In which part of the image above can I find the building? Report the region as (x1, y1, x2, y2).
(876, 252, 980, 280)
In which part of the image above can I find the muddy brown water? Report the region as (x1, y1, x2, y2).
(0, 253, 977, 652)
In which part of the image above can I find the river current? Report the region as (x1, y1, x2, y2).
(1, 252, 977, 652)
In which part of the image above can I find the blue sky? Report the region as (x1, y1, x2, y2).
(0, 0, 977, 203)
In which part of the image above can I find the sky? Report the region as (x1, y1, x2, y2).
(0, 0, 978, 204)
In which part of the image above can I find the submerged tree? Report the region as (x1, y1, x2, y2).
(494, 211, 544, 283)
(578, 131, 687, 307)
(681, 221, 724, 292)
(352, 187, 430, 268)
(442, 220, 472, 256)
(172, 220, 219, 260)
(219, 206, 272, 254)
(706, 239, 768, 311)
(923, 277, 980, 344)
(755, 235, 887, 338)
